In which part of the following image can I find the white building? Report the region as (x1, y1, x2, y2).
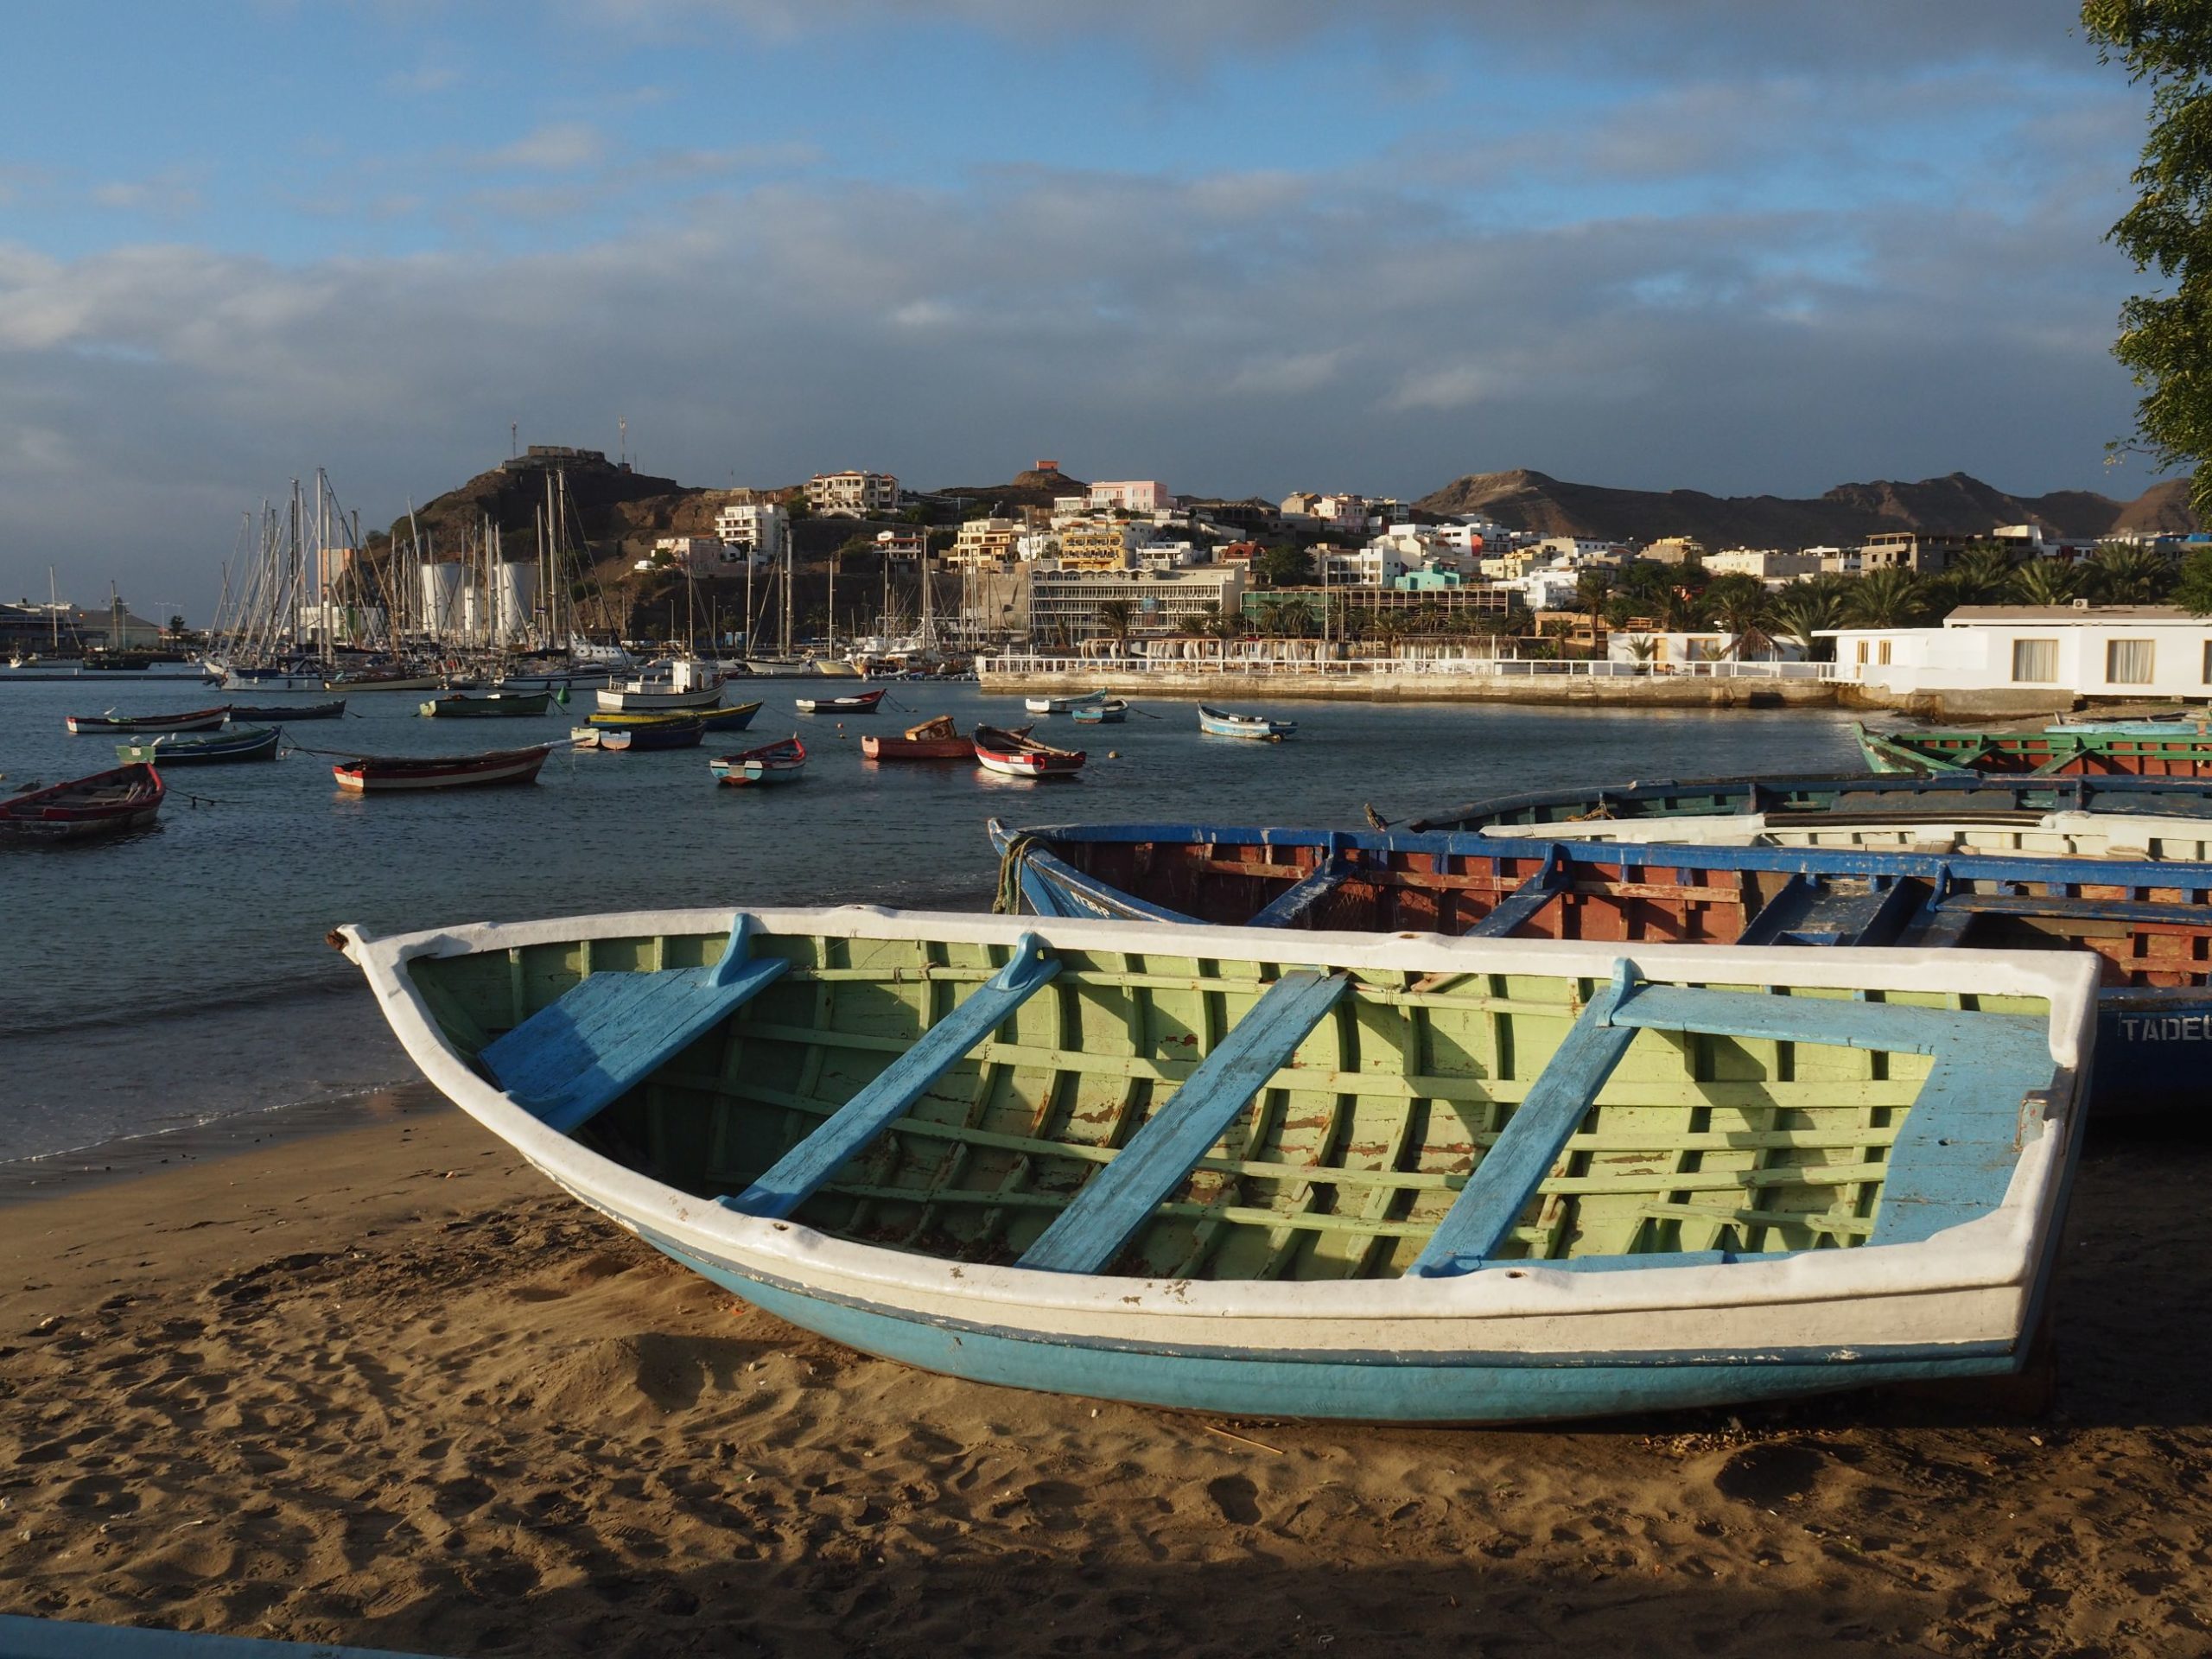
(1607, 631, 1805, 666)
(1026, 565, 1246, 642)
(1535, 536, 1624, 563)
(1824, 605, 2212, 701)
(714, 502, 788, 567)
(1701, 548, 1824, 582)
(946, 517, 1022, 571)
(807, 469, 899, 518)
(640, 536, 728, 574)
(1089, 480, 1173, 513)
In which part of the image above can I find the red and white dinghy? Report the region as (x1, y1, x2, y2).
(332, 745, 553, 792)
(972, 724, 1085, 779)
(0, 763, 166, 842)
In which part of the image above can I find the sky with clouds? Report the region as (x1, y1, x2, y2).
(0, 0, 2165, 616)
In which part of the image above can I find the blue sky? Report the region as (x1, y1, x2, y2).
(0, 0, 2163, 615)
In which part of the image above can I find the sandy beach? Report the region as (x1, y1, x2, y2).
(3, 1098, 2209, 1657)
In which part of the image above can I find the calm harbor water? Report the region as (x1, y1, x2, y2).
(0, 679, 1863, 1162)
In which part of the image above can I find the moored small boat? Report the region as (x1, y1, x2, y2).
(419, 691, 552, 718)
(1071, 697, 1129, 725)
(588, 701, 762, 734)
(709, 735, 807, 785)
(332, 746, 552, 792)
(575, 716, 703, 752)
(0, 763, 165, 842)
(861, 715, 982, 761)
(64, 705, 230, 735)
(1198, 703, 1295, 741)
(1025, 693, 1104, 715)
(114, 724, 280, 766)
(596, 659, 726, 713)
(795, 688, 886, 715)
(341, 904, 2091, 1422)
(974, 725, 1084, 779)
(323, 669, 443, 692)
(1858, 721, 2212, 778)
(225, 698, 347, 721)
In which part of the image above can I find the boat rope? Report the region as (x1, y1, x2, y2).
(992, 835, 1040, 916)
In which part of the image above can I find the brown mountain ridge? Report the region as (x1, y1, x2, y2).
(1414, 469, 2196, 548)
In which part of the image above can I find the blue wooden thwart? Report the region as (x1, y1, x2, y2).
(1249, 857, 1355, 928)
(725, 933, 1059, 1220)
(481, 915, 790, 1134)
(1467, 846, 1569, 938)
(1019, 969, 1351, 1274)
(1411, 959, 1643, 1277)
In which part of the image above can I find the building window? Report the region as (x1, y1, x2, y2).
(2011, 639, 2058, 683)
(2203, 639, 2212, 684)
(1877, 640, 1893, 666)
(1854, 640, 1869, 666)
(2107, 639, 2155, 685)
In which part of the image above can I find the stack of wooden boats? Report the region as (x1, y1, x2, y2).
(342, 904, 2092, 1422)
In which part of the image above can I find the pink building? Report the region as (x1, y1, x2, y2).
(1088, 480, 1173, 513)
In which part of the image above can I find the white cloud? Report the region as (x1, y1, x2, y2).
(477, 122, 606, 172)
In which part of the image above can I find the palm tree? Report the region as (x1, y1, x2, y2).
(1846, 566, 1929, 628)
(1769, 579, 1849, 662)
(1259, 598, 1313, 638)
(1944, 543, 2018, 605)
(1574, 568, 1616, 615)
(2009, 559, 2086, 607)
(1094, 597, 1138, 649)
(2088, 543, 2176, 603)
(1622, 633, 1659, 673)
(1702, 574, 1773, 658)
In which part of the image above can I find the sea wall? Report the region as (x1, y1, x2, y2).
(976, 667, 1840, 709)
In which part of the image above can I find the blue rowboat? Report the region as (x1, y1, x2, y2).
(342, 906, 2089, 1423)
(113, 724, 279, 766)
(1198, 704, 1294, 741)
(575, 716, 703, 752)
(1404, 771, 2212, 861)
(987, 817, 2212, 1117)
(698, 699, 765, 733)
(1070, 697, 1128, 725)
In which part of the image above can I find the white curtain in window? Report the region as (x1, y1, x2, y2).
(2106, 639, 2155, 685)
(2012, 639, 2057, 683)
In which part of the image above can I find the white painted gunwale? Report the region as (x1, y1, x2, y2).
(342, 906, 2094, 1357)
(1475, 810, 2212, 860)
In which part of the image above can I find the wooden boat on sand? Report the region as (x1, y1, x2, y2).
(332, 746, 552, 792)
(115, 724, 279, 766)
(1406, 771, 2212, 862)
(795, 688, 886, 715)
(1857, 721, 2212, 778)
(419, 690, 552, 718)
(1, 763, 164, 842)
(64, 705, 228, 735)
(709, 735, 807, 785)
(225, 697, 346, 721)
(988, 817, 2212, 1116)
(974, 725, 1084, 779)
(341, 905, 2090, 1422)
(1198, 704, 1294, 741)
(862, 715, 985, 761)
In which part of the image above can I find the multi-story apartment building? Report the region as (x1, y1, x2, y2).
(1859, 531, 1980, 575)
(713, 501, 788, 566)
(1055, 519, 1150, 571)
(946, 517, 1023, 571)
(1700, 547, 1823, 581)
(1088, 480, 1172, 513)
(874, 528, 926, 562)
(806, 469, 900, 518)
(1027, 566, 1245, 643)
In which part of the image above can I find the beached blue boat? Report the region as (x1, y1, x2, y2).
(344, 905, 2089, 1422)
(1198, 704, 1294, 741)
(1403, 772, 2212, 861)
(988, 817, 2212, 1116)
(113, 724, 280, 766)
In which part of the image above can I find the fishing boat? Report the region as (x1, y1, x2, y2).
(974, 726, 1085, 779)
(1403, 772, 2212, 861)
(862, 715, 983, 761)
(1857, 722, 2212, 778)
(225, 698, 346, 721)
(340, 904, 2089, 1422)
(0, 763, 164, 842)
(794, 688, 886, 715)
(331, 746, 552, 792)
(1198, 704, 1295, 741)
(323, 668, 443, 693)
(588, 701, 762, 734)
(709, 735, 807, 785)
(114, 724, 279, 766)
(988, 817, 2212, 1116)
(419, 691, 552, 719)
(1071, 698, 1129, 725)
(572, 716, 703, 753)
(596, 659, 726, 713)
(63, 705, 230, 735)
(1025, 693, 1104, 715)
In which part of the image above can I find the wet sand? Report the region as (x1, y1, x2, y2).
(2, 1103, 2209, 1657)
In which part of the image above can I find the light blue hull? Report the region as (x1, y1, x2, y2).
(651, 1235, 2014, 1423)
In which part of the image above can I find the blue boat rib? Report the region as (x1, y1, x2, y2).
(725, 934, 1060, 1220)
(1411, 964, 2062, 1276)
(1248, 857, 1355, 928)
(1466, 844, 1570, 938)
(1019, 969, 1353, 1275)
(482, 915, 791, 1135)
